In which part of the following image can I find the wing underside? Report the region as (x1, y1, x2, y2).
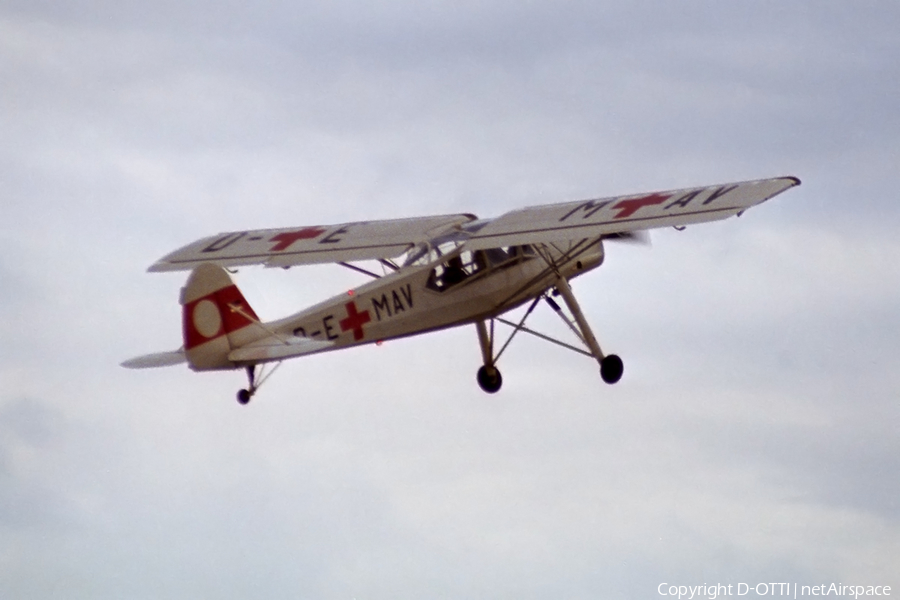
(463, 176, 800, 249)
(149, 177, 799, 272)
(150, 214, 476, 272)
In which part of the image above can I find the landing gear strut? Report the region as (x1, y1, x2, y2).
(237, 366, 256, 404)
(472, 263, 624, 392)
(475, 319, 503, 393)
(554, 274, 623, 385)
(234, 361, 283, 404)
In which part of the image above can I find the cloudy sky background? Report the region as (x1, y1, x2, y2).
(2, 2, 899, 598)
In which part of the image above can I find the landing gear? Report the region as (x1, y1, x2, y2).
(477, 365, 503, 393)
(475, 319, 508, 394)
(237, 388, 252, 404)
(600, 354, 624, 384)
(552, 274, 623, 386)
(236, 365, 257, 405)
(234, 361, 283, 404)
(472, 242, 628, 392)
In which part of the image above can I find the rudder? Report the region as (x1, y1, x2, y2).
(181, 263, 260, 370)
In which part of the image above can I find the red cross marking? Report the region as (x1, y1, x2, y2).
(611, 193, 672, 219)
(339, 301, 371, 341)
(268, 227, 327, 251)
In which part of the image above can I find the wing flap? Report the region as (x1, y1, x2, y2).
(464, 176, 800, 250)
(150, 214, 475, 272)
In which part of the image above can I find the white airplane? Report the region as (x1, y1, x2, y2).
(123, 176, 800, 403)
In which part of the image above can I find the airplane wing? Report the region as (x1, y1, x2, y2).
(149, 214, 476, 272)
(462, 176, 800, 250)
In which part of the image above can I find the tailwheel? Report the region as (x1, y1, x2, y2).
(234, 362, 282, 404)
(600, 354, 624, 384)
(477, 365, 503, 393)
(237, 389, 252, 404)
(236, 365, 257, 405)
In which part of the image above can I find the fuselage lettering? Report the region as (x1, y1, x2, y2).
(400, 283, 414, 308)
(391, 290, 405, 313)
(372, 294, 391, 320)
(323, 315, 338, 340)
(371, 284, 414, 321)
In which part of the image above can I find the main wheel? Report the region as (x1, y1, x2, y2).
(477, 365, 503, 393)
(237, 389, 252, 404)
(600, 354, 624, 384)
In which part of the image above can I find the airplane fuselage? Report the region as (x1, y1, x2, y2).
(247, 239, 605, 363)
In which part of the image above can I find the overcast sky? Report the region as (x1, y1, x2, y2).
(2, 2, 899, 598)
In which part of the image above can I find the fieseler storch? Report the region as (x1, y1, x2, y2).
(123, 176, 800, 404)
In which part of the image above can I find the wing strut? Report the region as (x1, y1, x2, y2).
(338, 261, 382, 279)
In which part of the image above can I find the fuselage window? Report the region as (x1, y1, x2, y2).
(424, 245, 535, 292)
(426, 250, 485, 292)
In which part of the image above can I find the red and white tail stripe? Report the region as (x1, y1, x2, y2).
(181, 263, 259, 370)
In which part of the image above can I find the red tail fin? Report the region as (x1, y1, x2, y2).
(181, 263, 259, 370)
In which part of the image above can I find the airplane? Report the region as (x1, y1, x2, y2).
(123, 175, 800, 403)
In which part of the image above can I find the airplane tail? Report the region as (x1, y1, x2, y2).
(181, 263, 261, 370)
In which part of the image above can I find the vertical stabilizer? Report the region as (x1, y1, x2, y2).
(181, 263, 260, 370)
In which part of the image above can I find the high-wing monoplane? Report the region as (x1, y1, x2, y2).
(123, 176, 800, 403)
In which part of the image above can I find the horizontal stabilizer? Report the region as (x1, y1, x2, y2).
(121, 349, 186, 369)
(228, 336, 335, 364)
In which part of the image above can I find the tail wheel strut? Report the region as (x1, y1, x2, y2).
(236, 362, 282, 404)
(237, 366, 255, 404)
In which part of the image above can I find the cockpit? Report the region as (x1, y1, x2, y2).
(402, 241, 536, 293)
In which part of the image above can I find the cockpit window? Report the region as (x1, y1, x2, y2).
(482, 245, 535, 266)
(420, 244, 537, 293)
(402, 240, 464, 267)
(426, 250, 486, 292)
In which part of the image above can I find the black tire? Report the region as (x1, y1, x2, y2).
(237, 389, 252, 404)
(477, 366, 503, 393)
(600, 354, 624, 384)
